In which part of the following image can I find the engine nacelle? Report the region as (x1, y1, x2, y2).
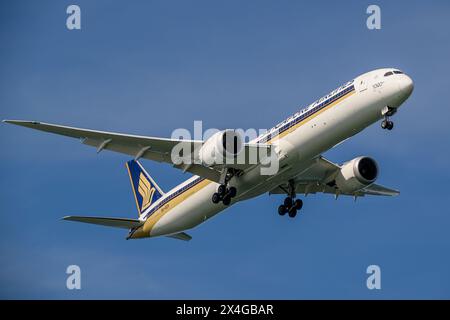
(198, 130, 243, 166)
(335, 156, 378, 193)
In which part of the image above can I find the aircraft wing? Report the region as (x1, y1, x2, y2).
(269, 156, 399, 197)
(4, 120, 272, 183)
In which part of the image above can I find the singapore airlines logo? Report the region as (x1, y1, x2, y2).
(138, 173, 155, 211)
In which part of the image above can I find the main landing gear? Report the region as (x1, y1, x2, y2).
(212, 184, 237, 206)
(277, 179, 303, 218)
(381, 106, 396, 130)
(278, 197, 303, 218)
(212, 168, 238, 206)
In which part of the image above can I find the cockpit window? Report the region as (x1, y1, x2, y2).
(384, 71, 393, 77)
(393, 70, 403, 74)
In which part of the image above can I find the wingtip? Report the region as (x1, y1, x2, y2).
(3, 120, 41, 125)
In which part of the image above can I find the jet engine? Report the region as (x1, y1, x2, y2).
(198, 130, 243, 166)
(335, 156, 378, 193)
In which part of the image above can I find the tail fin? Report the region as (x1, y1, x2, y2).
(125, 160, 164, 217)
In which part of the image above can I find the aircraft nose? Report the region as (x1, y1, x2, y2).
(400, 75, 414, 98)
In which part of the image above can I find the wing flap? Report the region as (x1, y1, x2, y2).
(62, 216, 143, 229)
(357, 184, 400, 196)
(270, 182, 399, 197)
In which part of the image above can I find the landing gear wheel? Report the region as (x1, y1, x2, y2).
(294, 199, 303, 210)
(284, 197, 293, 207)
(386, 121, 394, 130)
(277, 180, 304, 217)
(217, 184, 226, 196)
(222, 195, 231, 206)
(381, 107, 395, 130)
(228, 186, 237, 198)
(212, 193, 221, 204)
(213, 168, 240, 205)
(288, 207, 297, 218)
(278, 205, 287, 216)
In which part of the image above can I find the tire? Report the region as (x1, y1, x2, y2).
(381, 120, 387, 129)
(222, 196, 231, 206)
(284, 197, 293, 207)
(278, 205, 287, 216)
(212, 193, 221, 204)
(217, 184, 226, 195)
(294, 199, 303, 210)
(228, 186, 237, 198)
(387, 121, 394, 130)
(288, 207, 297, 218)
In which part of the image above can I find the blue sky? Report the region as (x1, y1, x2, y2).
(1, 0, 450, 299)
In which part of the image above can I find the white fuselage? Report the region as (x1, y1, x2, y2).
(130, 68, 413, 239)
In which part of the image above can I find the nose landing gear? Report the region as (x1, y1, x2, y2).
(381, 118, 394, 130)
(381, 106, 396, 130)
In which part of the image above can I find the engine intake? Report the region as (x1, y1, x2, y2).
(335, 156, 378, 193)
(198, 130, 243, 166)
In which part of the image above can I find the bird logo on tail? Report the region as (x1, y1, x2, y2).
(137, 172, 156, 211)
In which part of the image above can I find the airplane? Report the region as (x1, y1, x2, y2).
(4, 68, 414, 241)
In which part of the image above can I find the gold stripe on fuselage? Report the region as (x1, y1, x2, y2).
(142, 178, 212, 234)
(266, 89, 355, 144)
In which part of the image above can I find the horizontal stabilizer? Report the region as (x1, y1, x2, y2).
(62, 216, 143, 229)
(166, 232, 192, 241)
